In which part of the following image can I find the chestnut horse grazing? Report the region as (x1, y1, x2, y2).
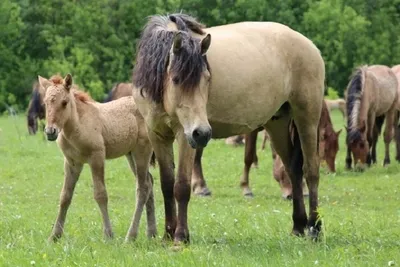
(38, 74, 156, 242)
(104, 82, 133, 102)
(391, 65, 400, 162)
(27, 81, 46, 135)
(345, 65, 398, 170)
(325, 98, 346, 118)
(132, 14, 325, 244)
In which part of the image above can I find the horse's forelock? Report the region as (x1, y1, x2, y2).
(133, 14, 208, 103)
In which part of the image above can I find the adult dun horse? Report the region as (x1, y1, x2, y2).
(345, 65, 398, 170)
(194, 97, 340, 198)
(27, 81, 46, 135)
(38, 74, 156, 242)
(132, 14, 325, 244)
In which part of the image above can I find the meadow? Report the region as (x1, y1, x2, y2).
(0, 110, 399, 267)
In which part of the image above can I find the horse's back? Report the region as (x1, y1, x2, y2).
(391, 65, 400, 110)
(98, 96, 143, 158)
(367, 65, 398, 113)
(203, 22, 324, 136)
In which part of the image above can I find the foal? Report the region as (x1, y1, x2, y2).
(39, 74, 156, 242)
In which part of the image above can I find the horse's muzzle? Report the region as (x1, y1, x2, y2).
(187, 126, 212, 148)
(45, 126, 59, 141)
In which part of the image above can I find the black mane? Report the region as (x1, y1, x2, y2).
(132, 13, 209, 103)
(346, 67, 364, 144)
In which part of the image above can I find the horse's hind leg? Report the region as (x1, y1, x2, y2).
(265, 115, 308, 236)
(88, 152, 113, 239)
(240, 129, 258, 197)
(49, 158, 83, 242)
(125, 147, 155, 241)
(191, 147, 212, 196)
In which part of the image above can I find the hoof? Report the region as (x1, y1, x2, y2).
(282, 194, 292, 200)
(291, 228, 305, 237)
(242, 188, 254, 198)
(193, 186, 212, 197)
(308, 226, 320, 241)
(251, 162, 259, 169)
(383, 159, 390, 166)
(48, 234, 61, 243)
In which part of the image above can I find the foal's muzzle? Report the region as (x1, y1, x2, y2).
(45, 126, 59, 141)
(187, 126, 212, 148)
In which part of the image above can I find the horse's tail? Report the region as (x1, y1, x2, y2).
(345, 66, 367, 143)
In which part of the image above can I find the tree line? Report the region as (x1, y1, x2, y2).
(1, 0, 399, 113)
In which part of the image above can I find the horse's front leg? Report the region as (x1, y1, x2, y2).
(49, 157, 83, 242)
(383, 109, 396, 166)
(345, 145, 352, 170)
(147, 129, 177, 240)
(88, 151, 113, 239)
(191, 147, 212, 196)
(174, 131, 196, 244)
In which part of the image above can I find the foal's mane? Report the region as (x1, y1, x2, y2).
(346, 65, 367, 144)
(133, 13, 209, 103)
(49, 74, 93, 103)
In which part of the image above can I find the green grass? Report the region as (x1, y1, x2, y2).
(0, 110, 400, 267)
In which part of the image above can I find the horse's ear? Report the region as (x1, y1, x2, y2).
(38, 75, 52, 91)
(173, 32, 182, 55)
(201, 34, 211, 55)
(336, 129, 342, 136)
(64, 74, 73, 91)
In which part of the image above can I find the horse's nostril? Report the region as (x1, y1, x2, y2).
(192, 129, 200, 138)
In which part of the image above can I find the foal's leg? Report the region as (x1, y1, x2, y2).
(261, 130, 269, 150)
(191, 147, 212, 196)
(383, 107, 396, 166)
(148, 129, 177, 240)
(145, 172, 157, 238)
(88, 151, 113, 239)
(125, 147, 155, 241)
(49, 158, 83, 242)
(240, 130, 258, 197)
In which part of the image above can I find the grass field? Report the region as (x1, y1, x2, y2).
(0, 110, 400, 267)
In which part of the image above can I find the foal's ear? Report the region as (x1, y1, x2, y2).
(64, 74, 73, 91)
(38, 75, 52, 91)
(173, 32, 182, 55)
(201, 34, 211, 56)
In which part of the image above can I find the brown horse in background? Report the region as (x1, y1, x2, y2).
(104, 82, 133, 102)
(39, 74, 156, 242)
(132, 14, 325, 243)
(27, 81, 46, 135)
(391, 65, 400, 162)
(345, 65, 398, 171)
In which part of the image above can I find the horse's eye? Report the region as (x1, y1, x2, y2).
(62, 100, 68, 108)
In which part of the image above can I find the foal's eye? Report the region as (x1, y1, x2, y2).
(61, 100, 68, 108)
